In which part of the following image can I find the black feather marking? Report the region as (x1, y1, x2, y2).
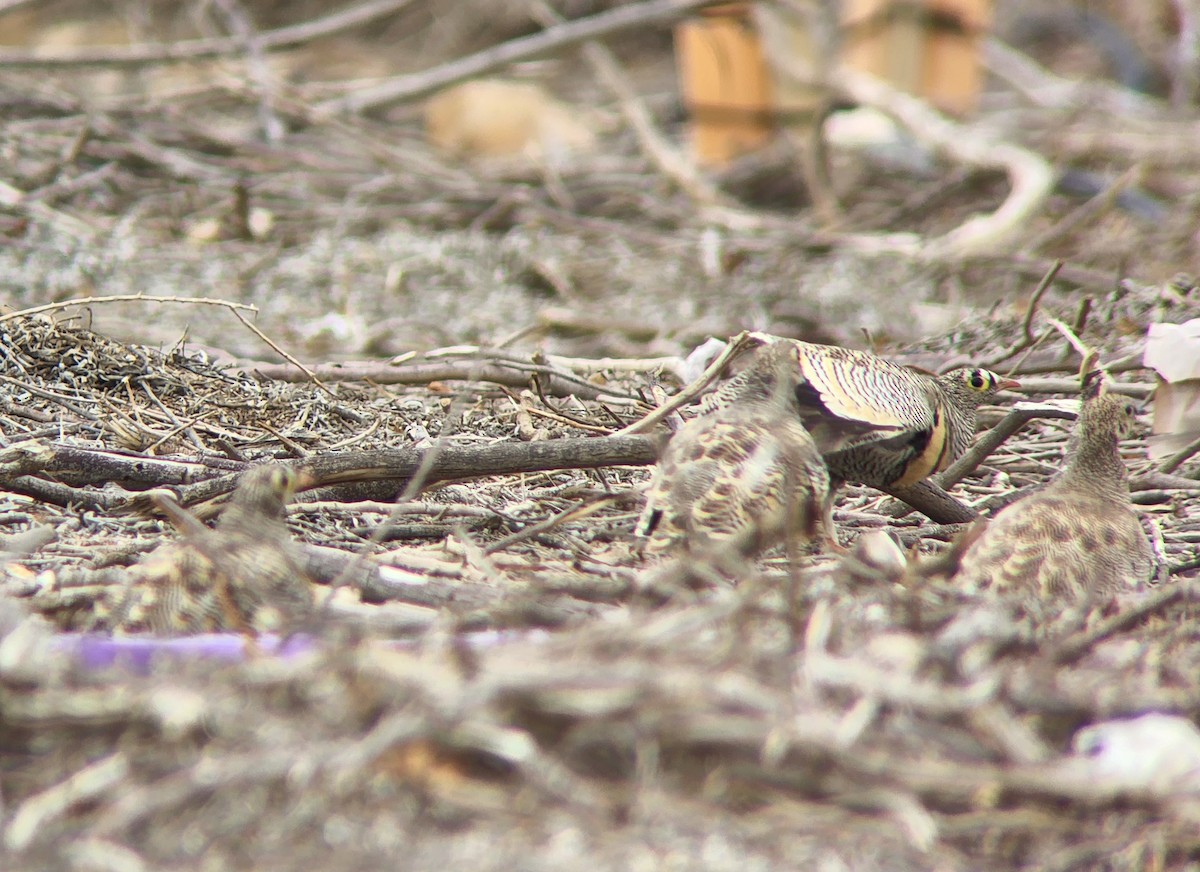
(793, 380, 832, 416)
(793, 381, 907, 455)
(906, 418, 933, 454)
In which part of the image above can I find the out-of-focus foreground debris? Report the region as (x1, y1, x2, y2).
(1, 0, 1200, 868)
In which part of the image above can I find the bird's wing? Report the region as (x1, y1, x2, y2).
(793, 342, 937, 433)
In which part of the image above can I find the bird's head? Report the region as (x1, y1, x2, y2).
(1083, 393, 1141, 442)
(227, 464, 307, 521)
(941, 368, 1021, 406)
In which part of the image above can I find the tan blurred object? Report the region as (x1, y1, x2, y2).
(674, 3, 775, 166)
(842, 0, 992, 114)
(0, 11, 131, 99)
(673, 0, 988, 170)
(1143, 319, 1200, 462)
(424, 79, 597, 162)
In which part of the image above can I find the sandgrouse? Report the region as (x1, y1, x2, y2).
(710, 338, 1018, 491)
(638, 342, 830, 566)
(100, 464, 314, 635)
(955, 376, 1153, 602)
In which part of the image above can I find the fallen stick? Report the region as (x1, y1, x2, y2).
(0, 436, 660, 512)
(881, 481, 976, 525)
(235, 357, 643, 403)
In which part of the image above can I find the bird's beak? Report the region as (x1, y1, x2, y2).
(997, 378, 1021, 392)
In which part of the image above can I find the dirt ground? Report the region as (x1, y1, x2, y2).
(1, 1, 1199, 869)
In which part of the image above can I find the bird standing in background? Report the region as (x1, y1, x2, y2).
(99, 464, 314, 636)
(955, 373, 1153, 602)
(638, 342, 831, 569)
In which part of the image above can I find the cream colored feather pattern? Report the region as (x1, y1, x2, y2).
(98, 465, 314, 635)
(793, 344, 941, 432)
(706, 339, 1018, 490)
(640, 357, 830, 560)
(956, 392, 1153, 601)
(785, 340, 1018, 489)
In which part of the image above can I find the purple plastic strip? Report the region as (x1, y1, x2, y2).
(47, 629, 544, 674)
(49, 633, 316, 673)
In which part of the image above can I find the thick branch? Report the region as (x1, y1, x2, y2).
(0, 436, 660, 510)
(302, 435, 659, 491)
(881, 480, 976, 524)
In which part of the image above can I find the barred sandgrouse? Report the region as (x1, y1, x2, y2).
(956, 375, 1153, 601)
(101, 465, 314, 635)
(638, 342, 830, 564)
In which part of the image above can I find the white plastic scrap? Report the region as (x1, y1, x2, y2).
(1143, 319, 1200, 460)
(679, 337, 730, 385)
(1072, 713, 1200, 792)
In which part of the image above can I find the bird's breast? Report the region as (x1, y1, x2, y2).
(893, 403, 951, 486)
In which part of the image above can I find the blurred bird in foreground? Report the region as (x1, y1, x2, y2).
(638, 342, 831, 574)
(98, 464, 314, 636)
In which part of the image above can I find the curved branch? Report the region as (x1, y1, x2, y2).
(834, 67, 1055, 262)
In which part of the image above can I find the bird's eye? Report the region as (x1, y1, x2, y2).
(969, 371, 987, 390)
(1125, 404, 1136, 417)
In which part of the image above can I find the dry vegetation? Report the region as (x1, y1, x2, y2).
(1, 0, 1199, 869)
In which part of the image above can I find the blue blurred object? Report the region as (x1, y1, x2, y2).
(1056, 169, 1168, 222)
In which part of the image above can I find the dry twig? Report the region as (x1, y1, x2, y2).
(0, 295, 257, 324)
(315, 0, 725, 116)
(842, 69, 1054, 260)
(612, 331, 762, 436)
(984, 260, 1063, 368)
(0, 0, 420, 68)
(529, 0, 725, 208)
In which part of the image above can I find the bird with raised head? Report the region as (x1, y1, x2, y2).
(100, 464, 314, 636)
(955, 372, 1153, 603)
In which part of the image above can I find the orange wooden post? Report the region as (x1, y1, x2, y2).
(674, 3, 775, 167)
(674, 0, 992, 169)
(842, 0, 992, 114)
(922, 0, 991, 114)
